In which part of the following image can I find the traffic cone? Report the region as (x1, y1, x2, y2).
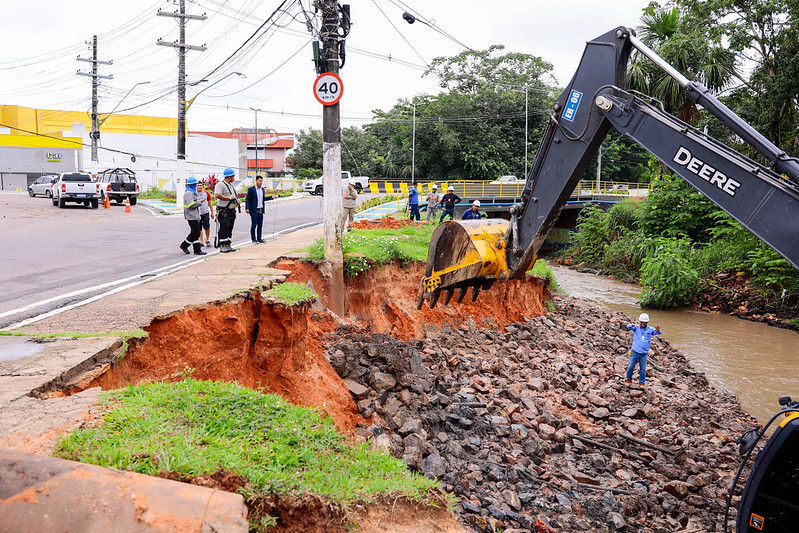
(125, 197, 131, 213)
(103, 194, 110, 209)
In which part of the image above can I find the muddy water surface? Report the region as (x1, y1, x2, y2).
(550, 264, 799, 425)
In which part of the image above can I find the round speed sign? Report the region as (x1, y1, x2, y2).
(313, 73, 343, 106)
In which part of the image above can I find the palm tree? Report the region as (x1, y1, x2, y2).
(627, 2, 736, 123)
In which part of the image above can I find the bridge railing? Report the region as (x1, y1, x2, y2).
(367, 179, 651, 200)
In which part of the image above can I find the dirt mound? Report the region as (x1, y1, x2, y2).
(350, 218, 421, 230)
(274, 259, 548, 340)
(325, 296, 756, 531)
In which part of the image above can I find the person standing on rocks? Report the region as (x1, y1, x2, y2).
(214, 167, 240, 253)
(625, 313, 661, 387)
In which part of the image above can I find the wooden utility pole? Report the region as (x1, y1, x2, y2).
(76, 35, 112, 174)
(157, 0, 206, 208)
(320, 0, 345, 316)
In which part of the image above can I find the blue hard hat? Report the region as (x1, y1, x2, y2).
(187, 176, 198, 186)
(223, 167, 235, 178)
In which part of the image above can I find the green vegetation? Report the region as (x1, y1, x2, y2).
(356, 194, 399, 213)
(305, 223, 435, 277)
(526, 259, 560, 292)
(265, 282, 318, 306)
(55, 379, 438, 506)
(562, 176, 799, 308)
(0, 329, 148, 340)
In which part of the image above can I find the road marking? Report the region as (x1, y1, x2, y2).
(1, 221, 318, 329)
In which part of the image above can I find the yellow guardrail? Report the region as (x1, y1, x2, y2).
(366, 179, 652, 199)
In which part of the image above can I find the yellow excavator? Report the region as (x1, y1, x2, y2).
(417, 27, 799, 532)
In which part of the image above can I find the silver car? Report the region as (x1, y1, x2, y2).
(28, 175, 58, 197)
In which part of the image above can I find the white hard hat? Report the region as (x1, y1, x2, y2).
(638, 313, 650, 322)
(432, 184, 438, 189)
(448, 186, 454, 192)
(473, 200, 480, 207)
(348, 179, 356, 185)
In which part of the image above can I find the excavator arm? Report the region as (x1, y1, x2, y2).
(418, 26, 799, 309)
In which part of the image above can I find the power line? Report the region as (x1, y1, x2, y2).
(370, 0, 430, 68)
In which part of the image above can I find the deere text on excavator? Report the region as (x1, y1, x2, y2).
(417, 27, 799, 532)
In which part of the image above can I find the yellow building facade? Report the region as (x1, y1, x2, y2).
(0, 105, 178, 138)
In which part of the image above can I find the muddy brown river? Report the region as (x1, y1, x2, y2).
(550, 264, 799, 425)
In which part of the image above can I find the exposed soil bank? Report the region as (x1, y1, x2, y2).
(85, 294, 362, 432)
(274, 259, 548, 340)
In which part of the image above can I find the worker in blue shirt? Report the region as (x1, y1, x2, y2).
(462, 200, 483, 220)
(625, 313, 662, 387)
(408, 182, 420, 221)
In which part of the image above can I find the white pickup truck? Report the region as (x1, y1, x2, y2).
(303, 172, 369, 195)
(51, 172, 101, 209)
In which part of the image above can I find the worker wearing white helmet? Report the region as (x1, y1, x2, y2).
(624, 313, 662, 388)
(439, 186, 461, 223)
(461, 199, 483, 220)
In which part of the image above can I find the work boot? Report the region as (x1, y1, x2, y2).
(220, 243, 231, 253)
(193, 244, 205, 255)
(180, 244, 190, 255)
(625, 379, 632, 385)
(194, 250, 207, 256)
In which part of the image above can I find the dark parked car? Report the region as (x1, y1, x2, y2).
(28, 175, 58, 197)
(97, 168, 140, 205)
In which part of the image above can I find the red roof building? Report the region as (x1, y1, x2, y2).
(191, 128, 294, 176)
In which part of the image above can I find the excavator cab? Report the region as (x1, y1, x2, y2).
(735, 398, 799, 532)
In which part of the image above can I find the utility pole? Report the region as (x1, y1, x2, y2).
(524, 86, 529, 178)
(76, 36, 112, 175)
(157, 0, 206, 208)
(319, 1, 348, 316)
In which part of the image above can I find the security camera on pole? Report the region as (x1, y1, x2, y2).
(316, 1, 350, 316)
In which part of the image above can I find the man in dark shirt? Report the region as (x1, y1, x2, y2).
(439, 186, 461, 223)
(462, 200, 483, 220)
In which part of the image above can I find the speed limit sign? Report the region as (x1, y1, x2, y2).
(313, 73, 343, 106)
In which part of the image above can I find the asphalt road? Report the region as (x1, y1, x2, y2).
(0, 192, 335, 328)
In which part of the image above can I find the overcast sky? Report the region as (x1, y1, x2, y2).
(1, 0, 652, 136)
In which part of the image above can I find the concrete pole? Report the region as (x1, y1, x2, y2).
(175, 0, 187, 209)
(321, 0, 344, 316)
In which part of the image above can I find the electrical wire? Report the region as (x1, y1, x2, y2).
(386, 0, 473, 51)
(369, 0, 430, 68)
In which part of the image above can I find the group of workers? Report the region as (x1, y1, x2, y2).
(180, 167, 270, 255)
(406, 182, 483, 224)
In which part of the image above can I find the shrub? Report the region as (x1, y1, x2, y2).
(564, 203, 609, 266)
(639, 238, 699, 308)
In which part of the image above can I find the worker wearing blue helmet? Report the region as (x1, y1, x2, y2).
(179, 177, 207, 255)
(214, 167, 240, 252)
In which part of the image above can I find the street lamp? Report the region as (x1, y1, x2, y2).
(98, 81, 151, 128)
(185, 71, 246, 112)
(250, 107, 263, 179)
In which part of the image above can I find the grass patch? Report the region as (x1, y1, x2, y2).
(0, 329, 149, 340)
(54, 379, 438, 505)
(265, 282, 318, 306)
(305, 223, 435, 277)
(526, 259, 560, 292)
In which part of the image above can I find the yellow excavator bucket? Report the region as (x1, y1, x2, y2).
(417, 219, 514, 309)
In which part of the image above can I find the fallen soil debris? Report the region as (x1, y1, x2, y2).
(32, 257, 758, 532)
